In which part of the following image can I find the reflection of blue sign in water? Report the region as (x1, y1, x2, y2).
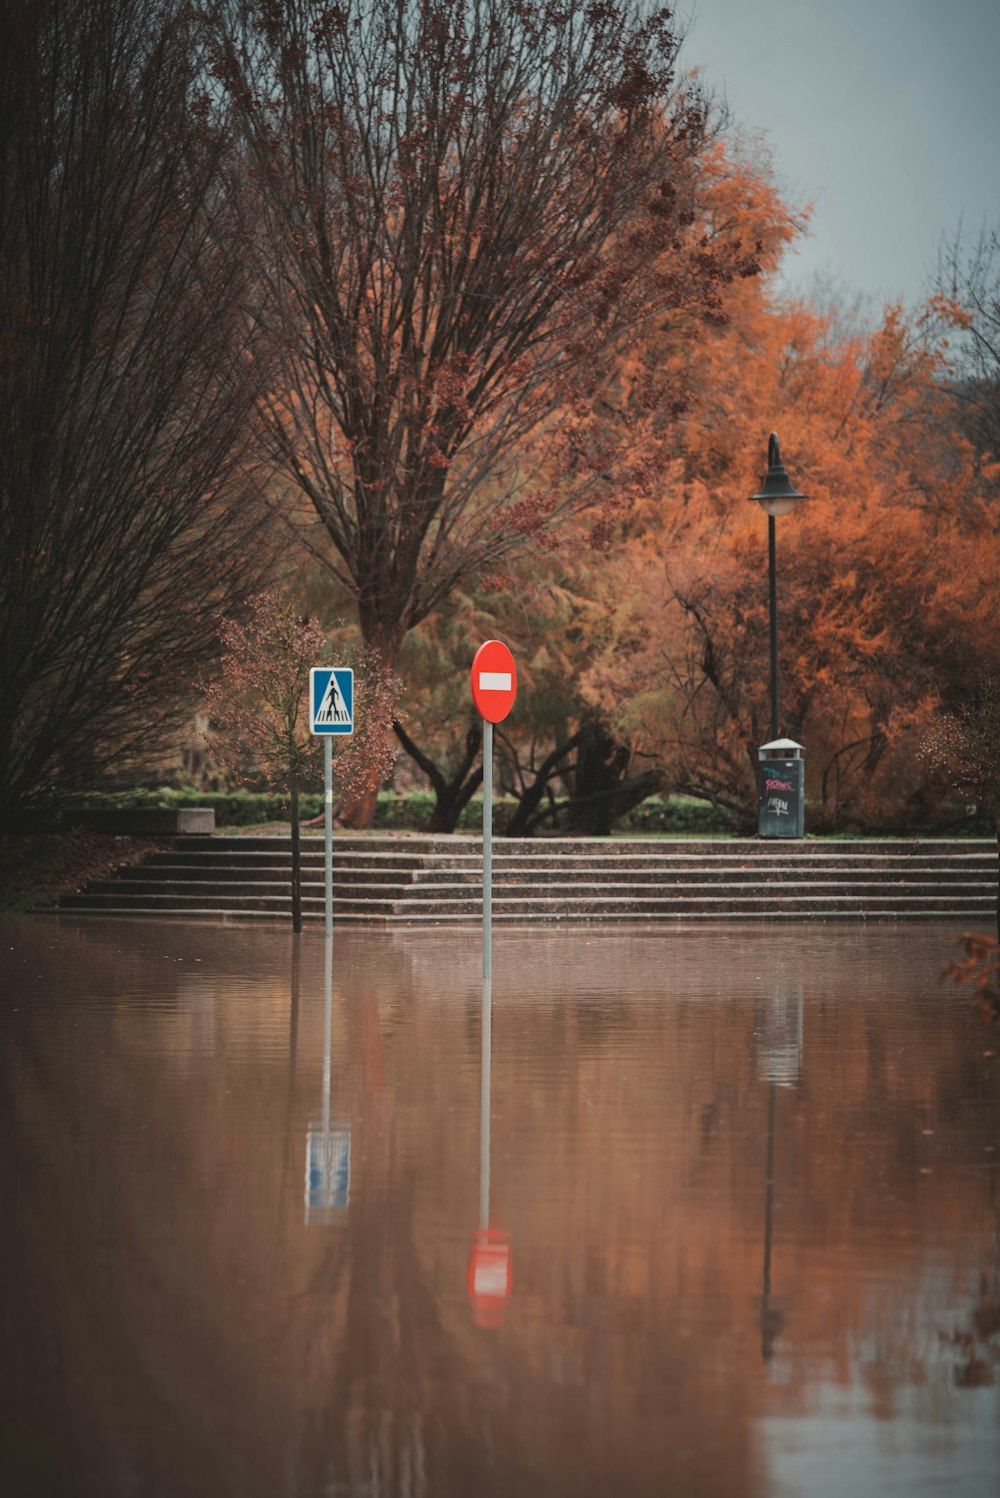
(305, 1127, 351, 1223)
(309, 667, 354, 735)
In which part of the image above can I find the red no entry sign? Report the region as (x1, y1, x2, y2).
(470, 639, 517, 723)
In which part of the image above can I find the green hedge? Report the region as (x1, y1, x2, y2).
(64, 787, 317, 826)
(63, 786, 451, 828)
(61, 786, 734, 833)
(618, 795, 737, 834)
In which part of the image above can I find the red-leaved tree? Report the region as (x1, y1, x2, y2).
(203, 593, 397, 929)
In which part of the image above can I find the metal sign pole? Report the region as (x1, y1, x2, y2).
(324, 735, 333, 938)
(483, 717, 492, 981)
(311, 666, 353, 936)
(322, 934, 332, 1137)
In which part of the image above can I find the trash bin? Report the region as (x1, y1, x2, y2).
(758, 739, 805, 838)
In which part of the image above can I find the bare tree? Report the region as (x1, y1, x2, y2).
(210, 0, 758, 820)
(921, 674, 1000, 935)
(0, 0, 272, 826)
(935, 224, 1000, 475)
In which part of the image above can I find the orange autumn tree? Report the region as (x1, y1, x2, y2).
(203, 593, 397, 929)
(385, 139, 804, 831)
(585, 279, 1000, 829)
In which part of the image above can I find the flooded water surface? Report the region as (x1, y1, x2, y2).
(1, 917, 998, 1496)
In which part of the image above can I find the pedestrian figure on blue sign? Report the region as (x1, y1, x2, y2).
(317, 675, 349, 725)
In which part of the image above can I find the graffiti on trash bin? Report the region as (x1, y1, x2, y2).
(764, 776, 792, 817)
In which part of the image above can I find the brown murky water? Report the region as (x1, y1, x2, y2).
(1, 917, 998, 1496)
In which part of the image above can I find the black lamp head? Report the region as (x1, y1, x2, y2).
(750, 432, 806, 517)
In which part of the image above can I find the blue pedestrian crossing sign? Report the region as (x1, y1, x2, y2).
(310, 667, 354, 735)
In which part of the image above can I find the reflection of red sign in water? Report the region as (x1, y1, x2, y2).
(466, 1228, 512, 1327)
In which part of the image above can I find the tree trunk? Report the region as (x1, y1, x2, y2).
(426, 776, 482, 833)
(562, 722, 630, 835)
(339, 781, 378, 831)
(337, 631, 403, 830)
(290, 773, 302, 933)
(560, 769, 663, 836)
(393, 719, 483, 833)
(504, 731, 583, 837)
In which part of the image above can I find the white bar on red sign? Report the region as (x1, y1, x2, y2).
(479, 672, 512, 691)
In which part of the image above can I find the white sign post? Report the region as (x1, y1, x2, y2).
(309, 668, 354, 935)
(470, 642, 517, 980)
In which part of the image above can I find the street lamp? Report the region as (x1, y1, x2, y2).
(749, 432, 806, 740)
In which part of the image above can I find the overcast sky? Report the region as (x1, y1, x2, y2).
(682, 0, 1000, 308)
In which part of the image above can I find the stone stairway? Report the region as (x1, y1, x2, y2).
(54, 834, 999, 924)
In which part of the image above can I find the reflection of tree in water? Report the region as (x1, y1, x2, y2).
(291, 1171, 445, 1495)
(942, 1166, 1000, 1390)
(760, 1081, 785, 1363)
(285, 960, 453, 1497)
(573, 1000, 634, 1051)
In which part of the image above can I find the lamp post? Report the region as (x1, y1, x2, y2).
(749, 433, 805, 740)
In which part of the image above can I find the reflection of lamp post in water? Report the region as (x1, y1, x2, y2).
(467, 977, 512, 1326)
(756, 982, 803, 1362)
(305, 937, 351, 1225)
(760, 1081, 783, 1363)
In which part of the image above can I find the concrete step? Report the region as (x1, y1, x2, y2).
(60, 887, 995, 916)
(404, 868, 994, 886)
(144, 848, 997, 871)
(104, 861, 994, 889)
(55, 900, 995, 925)
(83, 868, 996, 903)
(391, 890, 995, 914)
(111, 868, 419, 886)
(145, 849, 429, 871)
(396, 877, 993, 901)
(59, 890, 399, 915)
(79, 878, 416, 901)
(389, 905, 999, 925)
(55, 834, 998, 924)
(168, 834, 997, 858)
(171, 834, 470, 855)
